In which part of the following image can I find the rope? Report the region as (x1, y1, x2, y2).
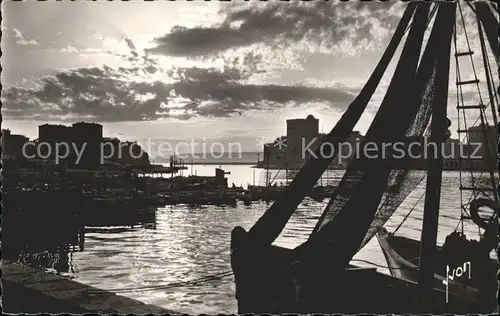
(393, 189, 426, 233)
(350, 259, 417, 270)
(258, 5, 440, 194)
(85, 258, 418, 295)
(86, 270, 233, 294)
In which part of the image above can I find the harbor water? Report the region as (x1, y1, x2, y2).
(64, 165, 492, 314)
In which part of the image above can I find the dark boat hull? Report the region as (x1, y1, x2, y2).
(231, 230, 480, 314)
(376, 227, 498, 311)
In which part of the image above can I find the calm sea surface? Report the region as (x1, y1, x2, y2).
(67, 165, 494, 314)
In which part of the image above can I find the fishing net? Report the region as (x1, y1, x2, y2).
(474, 1, 499, 66)
(360, 2, 498, 248)
(305, 2, 457, 269)
(312, 2, 433, 235)
(359, 170, 427, 249)
(248, 3, 419, 246)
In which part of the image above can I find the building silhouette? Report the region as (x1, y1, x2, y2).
(263, 136, 287, 167)
(467, 123, 497, 157)
(260, 115, 362, 169)
(38, 122, 103, 169)
(71, 122, 103, 169)
(286, 115, 319, 164)
(258, 117, 497, 172)
(36, 122, 151, 169)
(1, 129, 29, 160)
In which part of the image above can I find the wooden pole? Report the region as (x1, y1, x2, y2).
(417, 1, 455, 304)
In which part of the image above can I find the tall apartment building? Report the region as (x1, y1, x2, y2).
(286, 115, 319, 164)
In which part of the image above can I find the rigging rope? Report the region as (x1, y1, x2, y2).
(85, 258, 417, 295)
(247, 2, 419, 246)
(259, 3, 438, 201)
(350, 259, 417, 270)
(393, 189, 426, 233)
(257, 144, 290, 191)
(454, 0, 499, 238)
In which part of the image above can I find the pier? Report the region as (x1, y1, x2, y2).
(2, 262, 179, 314)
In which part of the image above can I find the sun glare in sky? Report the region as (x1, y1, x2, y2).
(1, 0, 497, 150)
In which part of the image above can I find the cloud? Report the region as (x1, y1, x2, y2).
(48, 45, 108, 55)
(124, 37, 139, 58)
(13, 28, 23, 39)
(44, 36, 154, 63)
(58, 45, 79, 53)
(4, 31, 358, 123)
(147, 1, 403, 57)
(1, 62, 355, 122)
(11, 27, 39, 46)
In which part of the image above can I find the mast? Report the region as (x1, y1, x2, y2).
(417, 1, 456, 303)
(285, 150, 288, 186)
(253, 166, 255, 186)
(246, 3, 419, 245)
(455, 1, 499, 215)
(265, 146, 270, 187)
(285, 165, 288, 186)
(477, 18, 498, 127)
(476, 8, 499, 201)
(417, 118, 447, 304)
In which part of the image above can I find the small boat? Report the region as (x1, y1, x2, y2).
(308, 185, 335, 201)
(230, 1, 499, 314)
(247, 184, 287, 201)
(374, 0, 499, 309)
(376, 227, 498, 303)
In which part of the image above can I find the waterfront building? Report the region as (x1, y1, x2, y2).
(101, 138, 151, 167)
(466, 124, 497, 165)
(1, 129, 29, 160)
(259, 115, 364, 169)
(286, 115, 319, 164)
(257, 116, 496, 171)
(37, 122, 103, 168)
(338, 131, 363, 167)
(101, 137, 121, 164)
(38, 124, 73, 163)
(263, 136, 287, 167)
(71, 122, 103, 169)
(118, 141, 151, 166)
(38, 124, 72, 143)
(37, 122, 155, 169)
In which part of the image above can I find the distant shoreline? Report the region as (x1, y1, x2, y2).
(155, 160, 493, 172)
(165, 162, 493, 172)
(188, 162, 257, 166)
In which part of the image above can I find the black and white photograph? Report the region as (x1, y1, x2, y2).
(1, 0, 499, 314)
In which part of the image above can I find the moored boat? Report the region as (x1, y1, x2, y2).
(230, 1, 499, 314)
(376, 226, 498, 308)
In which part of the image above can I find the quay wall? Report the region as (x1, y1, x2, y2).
(2, 262, 179, 314)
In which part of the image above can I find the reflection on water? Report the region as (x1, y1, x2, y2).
(4, 205, 157, 275)
(10, 166, 496, 314)
(17, 247, 77, 275)
(66, 168, 495, 314)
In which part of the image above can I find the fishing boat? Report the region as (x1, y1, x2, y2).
(230, 1, 498, 314)
(308, 185, 335, 202)
(377, 226, 497, 304)
(376, 0, 499, 309)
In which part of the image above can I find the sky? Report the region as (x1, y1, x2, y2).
(1, 0, 498, 156)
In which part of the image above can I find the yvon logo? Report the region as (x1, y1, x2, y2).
(442, 261, 471, 303)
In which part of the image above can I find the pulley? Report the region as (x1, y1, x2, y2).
(469, 198, 497, 229)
